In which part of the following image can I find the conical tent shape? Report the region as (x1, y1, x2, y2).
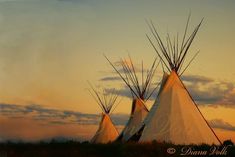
(119, 99, 148, 141)
(127, 72, 169, 141)
(88, 84, 119, 144)
(142, 16, 221, 144)
(105, 56, 159, 141)
(140, 71, 220, 145)
(91, 113, 119, 144)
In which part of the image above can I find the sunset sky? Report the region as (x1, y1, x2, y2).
(0, 0, 235, 143)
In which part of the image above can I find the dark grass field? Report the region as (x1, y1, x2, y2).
(0, 140, 234, 157)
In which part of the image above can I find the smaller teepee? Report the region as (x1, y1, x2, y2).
(105, 55, 159, 142)
(89, 83, 119, 144)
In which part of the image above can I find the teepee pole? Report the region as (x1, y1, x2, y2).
(104, 55, 140, 99)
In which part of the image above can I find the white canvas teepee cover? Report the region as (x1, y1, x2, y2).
(120, 73, 169, 141)
(140, 71, 220, 145)
(139, 72, 169, 129)
(91, 113, 119, 144)
(120, 99, 148, 141)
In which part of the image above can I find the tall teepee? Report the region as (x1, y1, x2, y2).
(139, 16, 221, 145)
(89, 83, 119, 144)
(105, 56, 159, 142)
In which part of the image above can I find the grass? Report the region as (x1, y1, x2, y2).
(0, 140, 234, 157)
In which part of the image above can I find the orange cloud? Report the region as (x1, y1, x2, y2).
(0, 116, 95, 142)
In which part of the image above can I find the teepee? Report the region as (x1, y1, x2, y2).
(105, 56, 159, 142)
(139, 16, 221, 145)
(89, 83, 119, 144)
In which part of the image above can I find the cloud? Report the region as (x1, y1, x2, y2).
(1, 104, 235, 140)
(0, 103, 128, 126)
(182, 75, 235, 107)
(99, 73, 235, 107)
(0, 103, 32, 115)
(101, 57, 158, 82)
(99, 76, 121, 82)
(0, 103, 97, 125)
(103, 85, 159, 101)
(111, 113, 129, 126)
(99, 57, 161, 101)
(208, 119, 235, 131)
(2, 103, 235, 130)
(181, 74, 213, 84)
(104, 87, 132, 99)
